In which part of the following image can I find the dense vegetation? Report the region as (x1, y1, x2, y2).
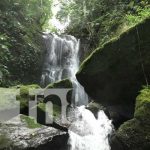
(0, 1, 150, 149)
(0, 0, 149, 87)
(58, 0, 150, 48)
(0, 0, 53, 87)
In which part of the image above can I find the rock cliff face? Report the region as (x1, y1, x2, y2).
(77, 18, 150, 106)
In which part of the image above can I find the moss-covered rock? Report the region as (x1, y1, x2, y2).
(77, 18, 150, 106)
(134, 86, 150, 124)
(46, 78, 72, 89)
(45, 78, 72, 105)
(111, 87, 150, 150)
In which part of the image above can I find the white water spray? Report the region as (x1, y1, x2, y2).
(41, 34, 112, 150)
(68, 106, 112, 150)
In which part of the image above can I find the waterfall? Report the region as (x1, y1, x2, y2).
(41, 34, 79, 84)
(41, 34, 112, 150)
(41, 33, 88, 105)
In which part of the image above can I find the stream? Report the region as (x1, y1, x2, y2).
(41, 33, 112, 150)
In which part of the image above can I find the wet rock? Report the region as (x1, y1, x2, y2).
(106, 105, 134, 128)
(0, 115, 68, 150)
(86, 102, 108, 119)
(110, 134, 125, 150)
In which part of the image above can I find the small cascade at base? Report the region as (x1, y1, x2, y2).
(68, 106, 112, 150)
(41, 33, 112, 150)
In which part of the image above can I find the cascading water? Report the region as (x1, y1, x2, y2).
(68, 106, 112, 150)
(41, 33, 88, 105)
(41, 34, 112, 150)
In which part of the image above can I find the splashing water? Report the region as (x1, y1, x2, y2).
(68, 106, 112, 150)
(41, 34, 112, 150)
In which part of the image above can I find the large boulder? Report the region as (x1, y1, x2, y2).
(110, 87, 150, 150)
(0, 115, 68, 150)
(77, 18, 150, 106)
(86, 101, 108, 119)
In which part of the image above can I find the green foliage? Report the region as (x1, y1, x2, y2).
(58, 0, 150, 48)
(118, 118, 150, 150)
(126, 4, 150, 26)
(0, 0, 53, 87)
(58, 0, 126, 42)
(19, 84, 40, 97)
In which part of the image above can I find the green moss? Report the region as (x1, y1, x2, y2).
(116, 86, 150, 150)
(134, 86, 150, 123)
(125, 5, 150, 27)
(136, 86, 150, 109)
(78, 17, 150, 75)
(20, 86, 29, 97)
(77, 17, 150, 105)
(46, 78, 72, 89)
(46, 79, 72, 105)
(20, 84, 40, 97)
(117, 118, 150, 150)
(20, 115, 42, 129)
